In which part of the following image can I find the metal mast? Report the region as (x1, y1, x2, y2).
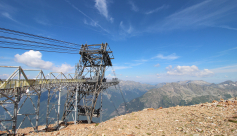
(62, 43, 118, 124)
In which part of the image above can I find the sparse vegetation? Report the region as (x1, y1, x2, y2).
(228, 119, 237, 123)
(224, 94, 232, 99)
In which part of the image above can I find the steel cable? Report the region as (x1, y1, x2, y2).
(0, 27, 81, 46)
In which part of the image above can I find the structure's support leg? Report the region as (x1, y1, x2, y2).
(89, 93, 99, 124)
(100, 92, 103, 123)
(12, 102, 18, 134)
(35, 91, 41, 132)
(12, 88, 20, 135)
(46, 89, 50, 129)
(12, 67, 22, 134)
(86, 114, 91, 124)
(63, 88, 69, 125)
(74, 84, 78, 124)
(57, 85, 61, 129)
(77, 91, 80, 123)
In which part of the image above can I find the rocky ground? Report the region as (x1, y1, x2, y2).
(1, 98, 237, 136)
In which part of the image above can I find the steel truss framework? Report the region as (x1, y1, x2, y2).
(0, 43, 118, 135)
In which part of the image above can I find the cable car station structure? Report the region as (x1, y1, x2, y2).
(0, 43, 119, 135)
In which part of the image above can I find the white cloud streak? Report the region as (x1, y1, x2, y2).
(119, 21, 134, 34)
(65, 0, 109, 33)
(113, 66, 132, 70)
(118, 21, 140, 39)
(149, 0, 237, 32)
(219, 47, 237, 54)
(153, 53, 179, 60)
(134, 59, 148, 62)
(166, 65, 214, 77)
(1, 12, 17, 22)
(211, 64, 237, 73)
(83, 19, 98, 27)
(106, 74, 115, 78)
(218, 25, 237, 31)
(95, 0, 113, 22)
(154, 63, 160, 67)
(129, 1, 139, 12)
(145, 5, 169, 14)
(124, 62, 143, 67)
(14, 50, 73, 73)
(34, 18, 50, 26)
(0, 74, 10, 79)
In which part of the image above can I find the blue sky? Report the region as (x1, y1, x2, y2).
(0, 0, 237, 84)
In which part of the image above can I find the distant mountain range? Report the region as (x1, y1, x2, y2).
(100, 80, 155, 121)
(110, 80, 237, 117)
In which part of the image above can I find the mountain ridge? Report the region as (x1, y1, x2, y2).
(110, 80, 237, 117)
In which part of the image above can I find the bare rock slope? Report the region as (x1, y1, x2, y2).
(13, 98, 237, 136)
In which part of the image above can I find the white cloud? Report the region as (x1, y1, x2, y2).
(124, 62, 142, 67)
(218, 25, 237, 31)
(15, 50, 53, 69)
(95, 0, 113, 22)
(106, 74, 115, 78)
(134, 59, 148, 62)
(52, 64, 74, 73)
(148, 0, 237, 32)
(14, 50, 73, 73)
(219, 47, 237, 54)
(0, 74, 9, 79)
(65, 0, 109, 33)
(154, 63, 160, 67)
(136, 76, 141, 78)
(120, 21, 134, 34)
(145, 5, 169, 14)
(34, 18, 50, 26)
(1, 12, 17, 22)
(84, 19, 98, 27)
(211, 64, 237, 73)
(129, 1, 139, 12)
(156, 74, 161, 78)
(114, 66, 131, 70)
(153, 53, 179, 60)
(166, 65, 214, 77)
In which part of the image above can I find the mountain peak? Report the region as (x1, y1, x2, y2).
(177, 80, 211, 85)
(219, 80, 234, 85)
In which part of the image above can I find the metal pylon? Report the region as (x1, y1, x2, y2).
(62, 43, 119, 124)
